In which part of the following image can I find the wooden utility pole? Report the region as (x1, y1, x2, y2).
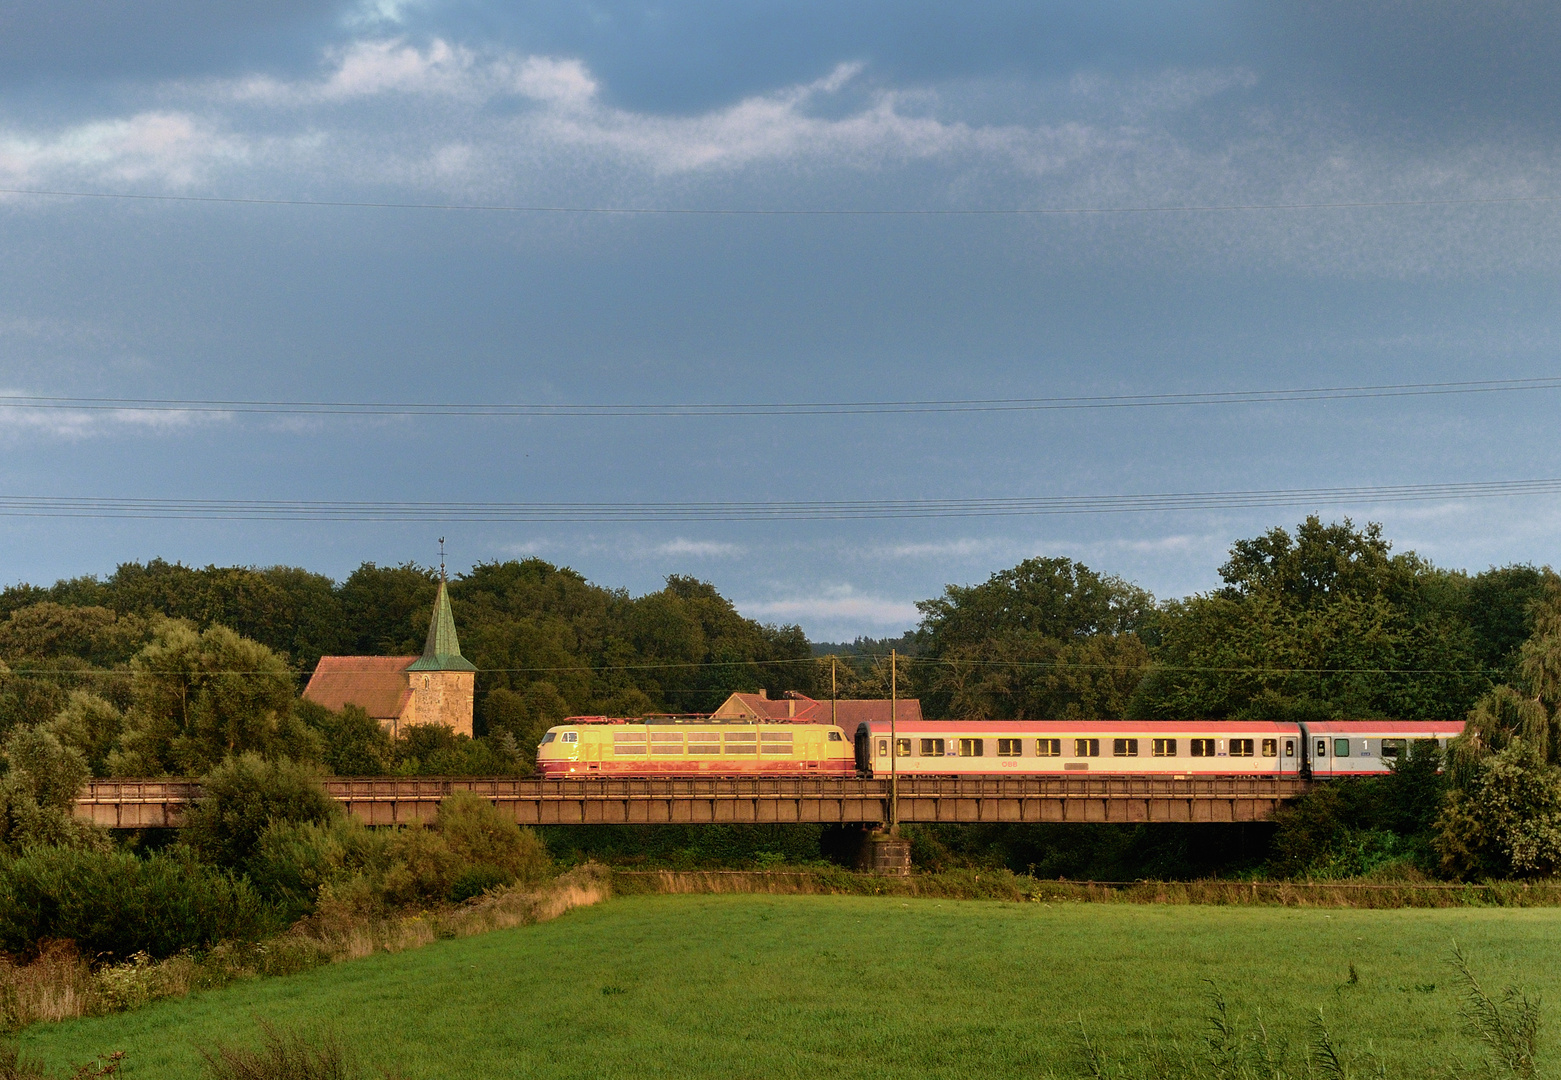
(890, 648, 899, 835)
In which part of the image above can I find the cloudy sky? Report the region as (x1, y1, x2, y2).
(3, 1, 1561, 639)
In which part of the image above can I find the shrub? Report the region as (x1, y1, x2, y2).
(0, 727, 105, 856)
(435, 792, 550, 884)
(448, 865, 513, 903)
(245, 819, 391, 923)
(182, 755, 339, 872)
(1436, 741, 1561, 878)
(0, 848, 270, 959)
(202, 1022, 355, 1080)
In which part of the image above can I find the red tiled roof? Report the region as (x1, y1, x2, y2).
(303, 656, 416, 720)
(714, 692, 922, 725)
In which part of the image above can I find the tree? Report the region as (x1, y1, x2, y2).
(915, 557, 1153, 719)
(181, 753, 340, 871)
(111, 620, 321, 775)
(0, 724, 105, 853)
(46, 691, 124, 777)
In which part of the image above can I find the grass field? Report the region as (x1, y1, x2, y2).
(18, 895, 1561, 1079)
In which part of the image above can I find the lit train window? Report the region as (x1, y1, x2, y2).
(896, 739, 911, 757)
(1113, 739, 1138, 757)
(1285, 740, 1295, 757)
(878, 739, 889, 756)
(1190, 738, 1214, 757)
(1334, 738, 1351, 757)
(997, 739, 1023, 757)
(920, 738, 946, 757)
(1381, 739, 1404, 759)
(958, 738, 984, 757)
(1230, 739, 1253, 757)
(1261, 739, 1277, 757)
(1036, 738, 1062, 757)
(1316, 739, 1328, 757)
(1152, 739, 1176, 757)
(1073, 738, 1100, 758)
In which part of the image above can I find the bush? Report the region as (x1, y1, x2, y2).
(435, 792, 550, 884)
(1437, 741, 1561, 878)
(0, 848, 270, 959)
(448, 865, 513, 903)
(245, 819, 391, 923)
(182, 755, 339, 872)
(0, 726, 105, 856)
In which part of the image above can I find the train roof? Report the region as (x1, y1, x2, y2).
(1302, 720, 1465, 734)
(854, 719, 1300, 733)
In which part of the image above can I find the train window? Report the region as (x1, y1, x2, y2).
(1316, 739, 1328, 757)
(1284, 739, 1295, 758)
(561, 732, 579, 744)
(878, 739, 889, 756)
(1113, 738, 1139, 757)
(1036, 738, 1062, 757)
(920, 738, 946, 757)
(650, 732, 685, 755)
(896, 739, 912, 757)
(1334, 738, 1351, 758)
(540, 732, 557, 745)
(1230, 739, 1254, 757)
(1261, 739, 1277, 757)
(958, 738, 984, 757)
(687, 732, 722, 754)
(612, 732, 646, 756)
(1190, 738, 1215, 757)
(1074, 738, 1100, 758)
(1380, 738, 1405, 759)
(1153, 738, 1176, 757)
(725, 733, 758, 753)
(997, 738, 1023, 757)
(828, 731, 844, 742)
(760, 732, 794, 755)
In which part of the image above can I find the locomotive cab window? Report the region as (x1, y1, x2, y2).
(1261, 739, 1277, 757)
(958, 738, 984, 758)
(920, 738, 946, 757)
(1036, 738, 1062, 757)
(1334, 738, 1351, 758)
(1190, 738, 1215, 757)
(1113, 738, 1139, 758)
(997, 738, 1023, 757)
(1230, 739, 1254, 757)
(1152, 738, 1176, 757)
(540, 732, 557, 745)
(828, 731, 844, 741)
(561, 732, 579, 744)
(1380, 738, 1405, 759)
(1074, 738, 1100, 758)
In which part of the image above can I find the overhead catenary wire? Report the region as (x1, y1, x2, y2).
(5, 186, 1561, 216)
(3, 376, 1561, 417)
(2, 477, 1561, 521)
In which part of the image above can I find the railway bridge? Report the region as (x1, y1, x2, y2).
(74, 774, 1309, 829)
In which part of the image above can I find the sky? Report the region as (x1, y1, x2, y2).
(3, 1, 1561, 641)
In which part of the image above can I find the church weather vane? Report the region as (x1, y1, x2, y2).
(438, 537, 446, 581)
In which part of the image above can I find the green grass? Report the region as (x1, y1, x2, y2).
(17, 896, 1561, 1079)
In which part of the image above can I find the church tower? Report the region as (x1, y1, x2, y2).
(404, 573, 478, 736)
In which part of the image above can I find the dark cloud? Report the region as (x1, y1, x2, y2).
(0, 0, 342, 87)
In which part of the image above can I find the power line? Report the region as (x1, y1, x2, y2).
(2, 376, 1560, 418)
(1, 478, 1558, 522)
(5, 186, 1561, 217)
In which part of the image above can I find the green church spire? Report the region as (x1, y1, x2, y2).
(407, 576, 477, 672)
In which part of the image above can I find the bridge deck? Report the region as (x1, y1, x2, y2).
(73, 775, 1309, 828)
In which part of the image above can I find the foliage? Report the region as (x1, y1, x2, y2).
(915, 556, 1153, 719)
(1435, 742, 1561, 878)
(181, 755, 340, 873)
(111, 623, 320, 776)
(1131, 517, 1513, 722)
(0, 848, 270, 960)
(388, 725, 522, 777)
(0, 726, 104, 856)
(291, 703, 393, 777)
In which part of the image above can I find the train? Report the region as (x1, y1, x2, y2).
(534, 716, 1464, 778)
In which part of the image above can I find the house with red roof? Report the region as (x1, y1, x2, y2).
(711, 689, 921, 727)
